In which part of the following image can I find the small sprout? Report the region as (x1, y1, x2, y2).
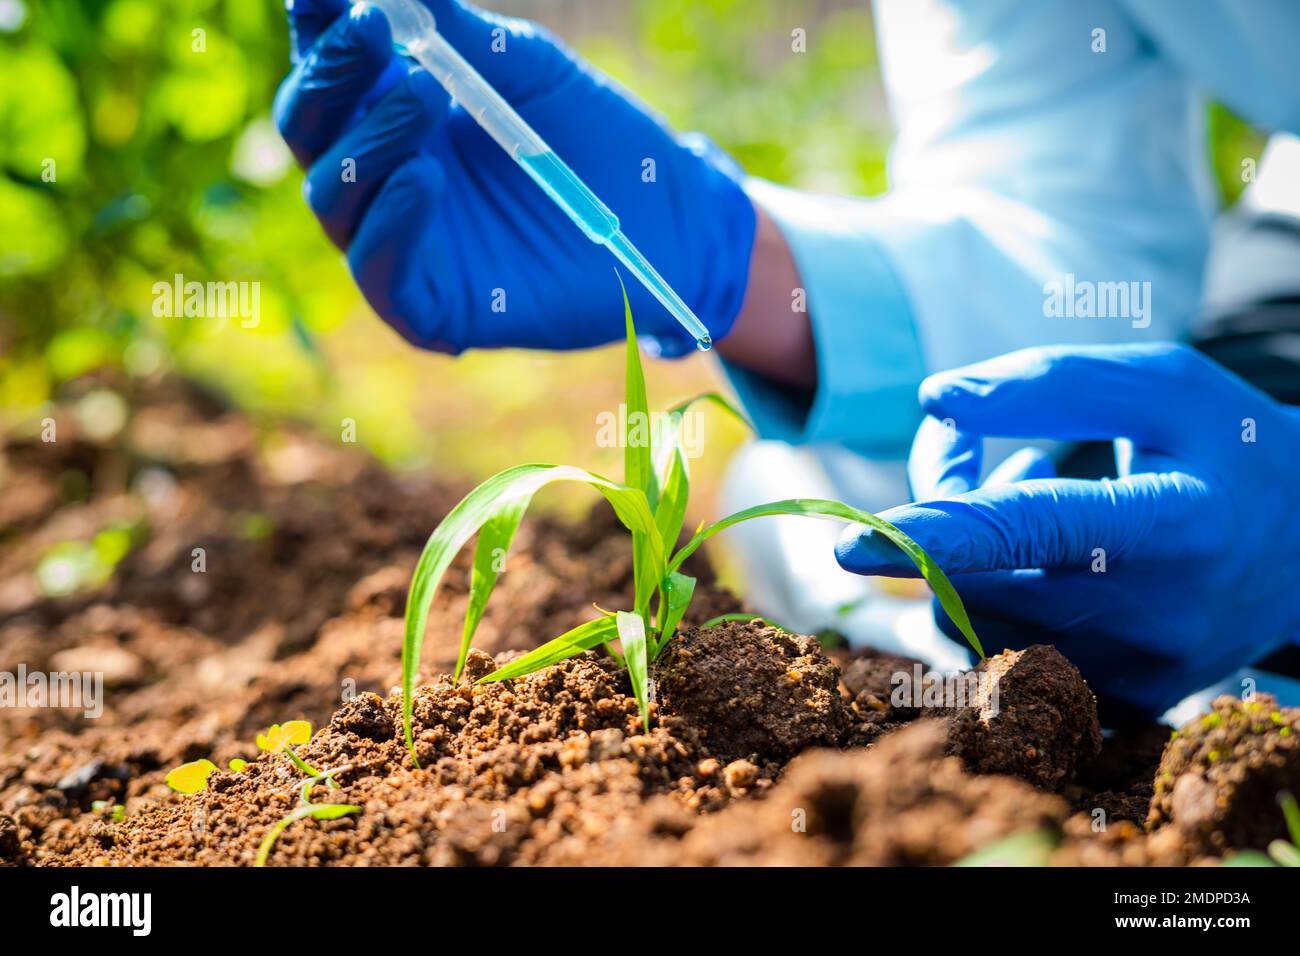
(255, 803, 360, 867)
(166, 758, 218, 794)
(1208, 749, 1221, 763)
(396, 291, 983, 761)
(256, 720, 337, 789)
(256, 720, 312, 752)
(91, 800, 125, 821)
(228, 758, 247, 772)
(1282, 727, 1292, 737)
(1201, 713, 1222, 729)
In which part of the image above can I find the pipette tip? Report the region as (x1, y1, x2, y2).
(695, 335, 713, 352)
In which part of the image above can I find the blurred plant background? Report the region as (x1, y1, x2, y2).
(0, 0, 1267, 523)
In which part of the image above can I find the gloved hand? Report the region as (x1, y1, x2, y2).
(273, 0, 755, 355)
(835, 343, 1300, 720)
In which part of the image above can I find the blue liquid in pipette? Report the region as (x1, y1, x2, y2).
(519, 151, 713, 351)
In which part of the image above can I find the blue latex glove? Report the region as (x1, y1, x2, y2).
(273, 0, 755, 355)
(835, 343, 1300, 719)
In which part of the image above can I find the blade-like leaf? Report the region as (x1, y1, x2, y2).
(1280, 792, 1300, 848)
(667, 498, 983, 659)
(461, 497, 532, 675)
(402, 464, 662, 760)
(620, 277, 657, 508)
(654, 571, 696, 654)
(618, 611, 651, 733)
(476, 615, 621, 684)
(652, 392, 750, 549)
(619, 280, 661, 619)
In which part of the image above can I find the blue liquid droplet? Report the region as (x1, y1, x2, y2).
(696, 335, 713, 352)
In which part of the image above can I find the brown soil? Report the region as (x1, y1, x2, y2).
(1146, 694, 1300, 854)
(651, 621, 848, 763)
(3, 375, 1293, 867)
(942, 645, 1103, 790)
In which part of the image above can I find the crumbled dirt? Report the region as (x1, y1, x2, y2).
(604, 721, 1073, 866)
(0, 375, 740, 866)
(1067, 722, 1172, 826)
(651, 621, 848, 764)
(2, 375, 1279, 867)
(1146, 694, 1300, 854)
(942, 645, 1103, 790)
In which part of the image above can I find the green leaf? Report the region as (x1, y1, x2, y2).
(620, 277, 657, 508)
(655, 571, 696, 654)
(618, 611, 651, 733)
(1267, 840, 1300, 868)
(652, 392, 750, 549)
(165, 758, 218, 794)
(256, 720, 312, 752)
(476, 615, 622, 684)
(1279, 791, 1300, 848)
(952, 829, 1057, 867)
(402, 464, 663, 761)
(667, 498, 983, 659)
(255, 803, 360, 867)
(619, 281, 661, 620)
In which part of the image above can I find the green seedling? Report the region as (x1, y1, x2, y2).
(165, 720, 335, 795)
(256, 720, 337, 789)
(90, 800, 125, 822)
(399, 287, 982, 760)
(165, 758, 218, 795)
(256, 763, 359, 867)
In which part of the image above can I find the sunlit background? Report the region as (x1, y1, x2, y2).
(0, 0, 1265, 544)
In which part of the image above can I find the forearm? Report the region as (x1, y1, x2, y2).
(716, 205, 816, 390)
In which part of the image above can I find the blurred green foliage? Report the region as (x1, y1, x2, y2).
(0, 0, 1271, 483)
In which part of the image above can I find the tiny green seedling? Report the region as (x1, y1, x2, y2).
(165, 758, 218, 795)
(257, 720, 338, 790)
(255, 763, 359, 868)
(161, 721, 358, 865)
(164, 720, 336, 794)
(399, 287, 982, 760)
(91, 800, 125, 822)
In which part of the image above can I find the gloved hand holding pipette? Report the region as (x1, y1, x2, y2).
(274, 0, 756, 356)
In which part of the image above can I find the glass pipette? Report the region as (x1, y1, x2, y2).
(366, 0, 713, 350)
